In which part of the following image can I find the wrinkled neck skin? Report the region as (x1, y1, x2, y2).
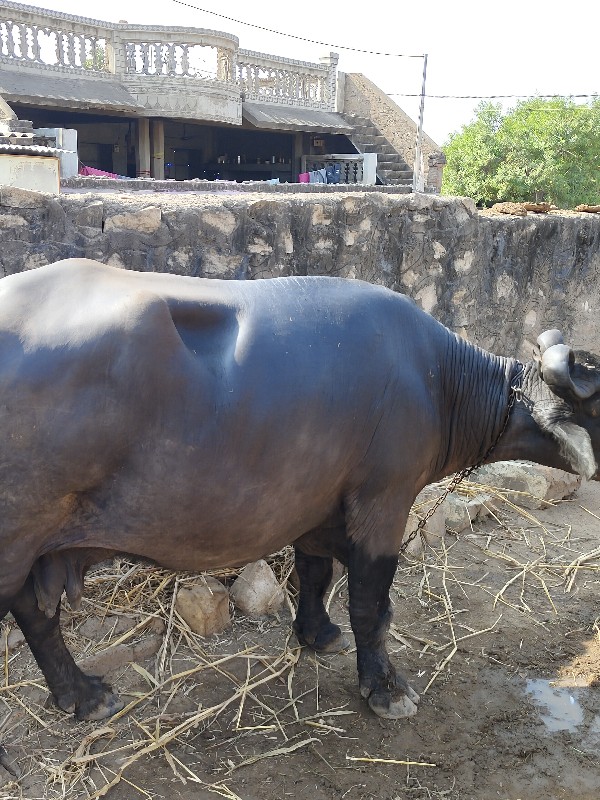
(433, 334, 517, 480)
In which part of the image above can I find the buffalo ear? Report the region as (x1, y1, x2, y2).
(532, 400, 598, 479)
(569, 362, 600, 401)
(547, 419, 597, 480)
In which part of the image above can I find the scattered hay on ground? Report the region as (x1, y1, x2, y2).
(0, 481, 598, 799)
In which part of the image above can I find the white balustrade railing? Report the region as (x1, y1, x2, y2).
(0, 15, 108, 70)
(0, 2, 339, 118)
(125, 42, 212, 79)
(0, 1, 238, 83)
(122, 38, 235, 81)
(301, 154, 377, 186)
(238, 49, 338, 110)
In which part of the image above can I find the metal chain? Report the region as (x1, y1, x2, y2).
(399, 375, 521, 555)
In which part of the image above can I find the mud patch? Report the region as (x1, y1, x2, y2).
(526, 678, 586, 731)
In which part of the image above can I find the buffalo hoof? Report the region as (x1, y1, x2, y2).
(54, 675, 125, 721)
(295, 621, 349, 654)
(313, 631, 350, 654)
(360, 676, 420, 720)
(367, 686, 420, 719)
(76, 688, 125, 721)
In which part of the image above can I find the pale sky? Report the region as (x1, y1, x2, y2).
(31, 0, 599, 146)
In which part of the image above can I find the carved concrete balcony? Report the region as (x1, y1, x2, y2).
(238, 49, 337, 110)
(0, 1, 242, 123)
(118, 27, 240, 123)
(0, 2, 340, 126)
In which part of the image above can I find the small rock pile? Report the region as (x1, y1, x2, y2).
(405, 460, 581, 557)
(175, 558, 285, 637)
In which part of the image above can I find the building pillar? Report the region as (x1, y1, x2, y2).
(151, 119, 165, 180)
(319, 51, 339, 110)
(293, 131, 303, 181)
(137, 118, 151, 178)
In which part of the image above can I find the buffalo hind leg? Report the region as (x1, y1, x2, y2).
(10, 575, 124, 720)
(347, 541, 420, 719)
(293, 522, 349, 653)
(293, 548, 348, 653)
(0, 599, 12, 624)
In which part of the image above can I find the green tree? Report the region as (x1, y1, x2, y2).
(84, 43, 106, 71)
(442, 97, 600, 207)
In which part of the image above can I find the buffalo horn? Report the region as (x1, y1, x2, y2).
(540, 343, 573, 389)
(537, 329, 564, 354)
(541, 343, 600, 400)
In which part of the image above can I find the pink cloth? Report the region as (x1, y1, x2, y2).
(79, 165, 120, 178)
(298, 172, 310, 183)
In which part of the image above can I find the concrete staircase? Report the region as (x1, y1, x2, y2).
(342, 112, 413, 187)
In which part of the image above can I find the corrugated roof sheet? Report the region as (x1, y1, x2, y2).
(0, 70, 141, 112)
(243, 102, 353, 134)
(0, 143, 62, 156)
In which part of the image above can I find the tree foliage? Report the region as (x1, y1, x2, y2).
(442, 98, 600, 207)
(84, 43, 106, 71)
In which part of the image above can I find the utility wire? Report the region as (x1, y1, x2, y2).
(171, 0, 424, 57)
(388, 92, 598, 100)
(170, 1, 596, 104)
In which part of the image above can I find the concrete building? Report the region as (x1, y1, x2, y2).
(0, 1, 444, 189)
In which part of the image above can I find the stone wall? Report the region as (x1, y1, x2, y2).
(1, 184, 599, 359)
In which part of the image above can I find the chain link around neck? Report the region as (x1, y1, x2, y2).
(399, 365, 524, 556)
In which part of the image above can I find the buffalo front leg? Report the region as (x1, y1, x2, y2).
(10, 575, 124, 720)
(293, 546, 348, 653)
(347, 543, 420, 719)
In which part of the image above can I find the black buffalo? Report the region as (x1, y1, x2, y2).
(0, 259, 599, 721)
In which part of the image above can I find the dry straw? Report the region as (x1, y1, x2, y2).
(0, 478, 598, 798)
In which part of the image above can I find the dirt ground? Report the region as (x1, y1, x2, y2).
(0, 479, 598, 800)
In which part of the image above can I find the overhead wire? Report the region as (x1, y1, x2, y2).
(169, 0, 596, 130)
(388, 92, 599, 100)
(171, 0, 424, 57)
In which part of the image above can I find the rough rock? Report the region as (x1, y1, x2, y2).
(175, 576, 231, 636)
(104, 205, 162, 234)
(0, 185, 47, 209)
(403, 459, 581, 548)
(0, 214, 27, 228)
(75, 200, 104, 230)
(522, 202, 552, 214)
(78, 614, 133, 640)
(442, 493, 494, 533)
(230, 560, 285, 616)
(78, 618, 165, 674)
(574, 204, 600, 214)
(403, 488, 447, 556)
(470, 461, 581, 509)
(490, 202, 527, 216)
